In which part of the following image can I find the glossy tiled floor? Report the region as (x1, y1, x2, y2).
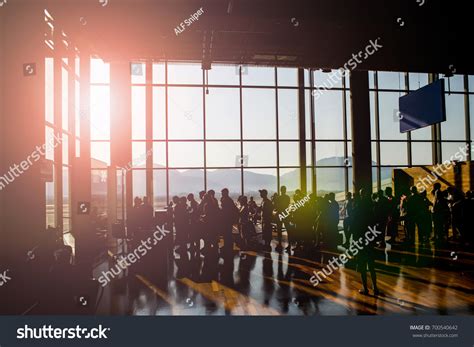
(94, 230, 474, 316)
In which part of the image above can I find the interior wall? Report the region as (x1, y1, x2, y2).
(0, 3, 46, 261)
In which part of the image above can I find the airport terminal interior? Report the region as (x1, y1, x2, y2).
(0, 0, 473, 315)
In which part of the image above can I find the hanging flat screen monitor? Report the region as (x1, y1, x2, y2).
(399, 79, 446, 133)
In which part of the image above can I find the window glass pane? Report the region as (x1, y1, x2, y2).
(412, 142, 433, 166)
(346, 90, 352, 140)
(45, 127, 55, 160)
(153, 142, 166, 168)
(153, 63, 165, 84)
(207, 169, 242, 195)
(243, 168, 277, 198)
(370, 91, 376, 140)
(131, 62, 146, 84)
(91, 170, 107, 216)
(305, 90, 312, 140)
(46, 171, 55, 227)
(132, 170, 146, 198)
(314, 90, 344, 140)
(377, 71, 405, 90)
(62, 134, 68, 165)
(441, 142, 469, 162)
(316, 168, 345, 195)
(168, 63, 202, 84)
(45, 58, 54, 123)
(206, 141, 240, 168)
(277, 68, 298, 87)
(168, 87, 203, 139)
(315, 141, 344, 164)
(168, 142, 204, 168)
(408, 73, 429, 90)
(441, 94, 465, 141)
(90, 85, 110, 140)
(131, 142, 147, 168)
(444, 75, 465, 92)
(280, 168, 299, 192)
(242, 89, 276, 139)
(132, 86, 146, 140)
(62, 167, 70, 219)
(242, 66, 275, 86)
(313, 69, 343, 89)
(470, 95, 474, 140)
(278, 89, 299, 139)
(380, 142, 408, 166)
(153, 170, 167, 208)
(62, 65, 68, 130)
(153, 87, 166, 140)
(90, 58, 109, 84)
(243, 142, 277, 167)
(169, 169, 204, 196)
(379, 92, 407, 140)
(91, 142, 110, 168)
(206, 88, 240, 139)
(279, 142, 299, 166)
(208, 64, 239, 85)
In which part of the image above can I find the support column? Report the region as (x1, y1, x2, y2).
(298, 68, 307, 193)
(110, 62, 132, 222)
(350, 71, 372, 193)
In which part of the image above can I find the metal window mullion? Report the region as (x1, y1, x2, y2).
(203, 68, 207, 192)
(146, 61, 153, 202)
(342, 72, 349, 194)
(165, 61, 170, 202)
(275, 67, 280, 190)
(374, 72, 381, 191)
(239, 66, 244, 196)
(405, 72, 413, 167)
(309, 70, 316, 193)
(464, 75, 471, 162)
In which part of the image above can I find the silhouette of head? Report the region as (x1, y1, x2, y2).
(199, 190, 206, 199)
(346, 192, 352, 199)
(433, 183, 441, 191)
(187, 193, 194, 201)
(410, 186, 418, 194)
(280, 186, 287, 195)
(208, 190, 215, 198)
(385, 187, 393, 196)
(221, 188, 229, 197)
(259, 189, 268, 199)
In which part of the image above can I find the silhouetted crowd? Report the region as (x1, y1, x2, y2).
(129, 183, 474, 260)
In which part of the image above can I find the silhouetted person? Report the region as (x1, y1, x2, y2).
(220, 188, 238, 254)
(328, 192, 340, 247)
(385, 187, 399, 243)
(187, 193, 199, 254)
(248, 196, 258, 224)
(203, 190, 220, 255)
(374, 190, 389, 246)
(275, 186, 291, 252)
(447, 187, 464, 241)
(353, 188, 379, 296)
(342, 192, 354, 246)
(419, 190, 433, 244)
(259, 189, 274, 251)
(129, 196, 142, 239)
(141, 196, 154, 229)
(174, 197, 189, 254)
(238, 195, 252, 251)
(405, 186, 422, 245)
(432, 183, 450, 244)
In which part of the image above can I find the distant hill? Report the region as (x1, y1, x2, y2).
(74, 156, 393, 199)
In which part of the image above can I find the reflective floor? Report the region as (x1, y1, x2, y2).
(94, 229, 474, 316)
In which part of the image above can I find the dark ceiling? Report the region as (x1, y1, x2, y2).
(42, 0, 470, 74)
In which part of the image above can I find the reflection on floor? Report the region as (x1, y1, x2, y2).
(94, 231, 474, 316)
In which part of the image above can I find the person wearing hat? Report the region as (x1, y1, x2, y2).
(259, 189, 274, 251)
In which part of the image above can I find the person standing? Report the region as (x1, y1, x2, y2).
(220, 188, 238, 254)
(342, 192, 354, 247)
(259, 189, 274, 251)
(275, 186, 291, 252)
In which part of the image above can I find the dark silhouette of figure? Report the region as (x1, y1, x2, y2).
(316, 195, 330, 248)
(385, 187, 399, 243)
(405, 186, 423, 245)
(129, 196, 143, 239)
(275, 186, 291, 252)
(174, 197, 189, 254)
(419, 190, 433, 244)
(447, 187, 464, 241)
(327, 192, 341, 248)
(432, 183, 450, 244)
(203, 190, 220, 255)
(238, 195, 252, 251)
(141, 196, 154, 229)
(248, 196, 258, 224)
(374, 190, 389, 246)
(187, 193, 199, 255)
(353, 188, 379, 296)
(342, 192, 355, 246)
(259, 189, 274, 251)
(220, 188, 238, 254)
